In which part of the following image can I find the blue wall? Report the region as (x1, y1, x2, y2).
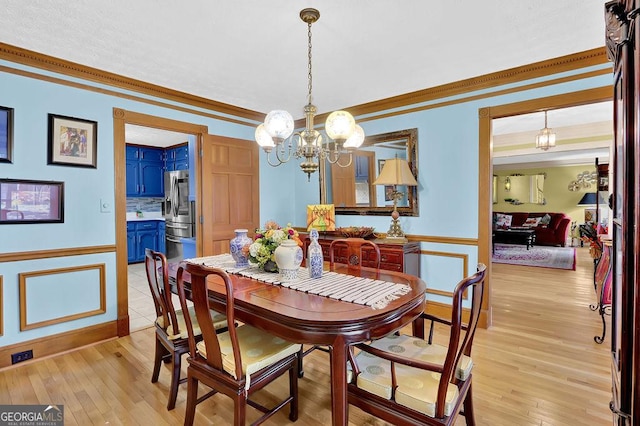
(0, 56, 613, 346)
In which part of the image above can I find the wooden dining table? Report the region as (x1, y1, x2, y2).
(168, 261, 426, 426)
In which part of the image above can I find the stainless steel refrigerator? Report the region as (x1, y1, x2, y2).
(164, 170, 194, 262)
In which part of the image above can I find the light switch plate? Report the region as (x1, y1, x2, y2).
(100, 199, 111, 213)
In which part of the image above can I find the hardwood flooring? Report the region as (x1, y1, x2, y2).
(0, 246, 611, 425)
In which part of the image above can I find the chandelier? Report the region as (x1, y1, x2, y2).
(254, 8, 364, 180)
(535, 110, 556, 151)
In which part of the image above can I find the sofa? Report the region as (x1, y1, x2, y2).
(493, 212, 571, 247)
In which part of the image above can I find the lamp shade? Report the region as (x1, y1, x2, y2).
(577, 192, 607, 205)
(264, 110, 294, 140)
(373, 158, 417, 186)
(325, 110, 355, 141)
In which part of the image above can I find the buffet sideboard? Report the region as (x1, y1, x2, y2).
(302, 234, 421, 277)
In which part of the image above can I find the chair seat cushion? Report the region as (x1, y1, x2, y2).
(157, 306, 227, 340)
(348, 334, 473, 418)
(197, 324, 301, 388)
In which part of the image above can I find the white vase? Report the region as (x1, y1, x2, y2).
(307, 229, 323, 279)
(275, 239, 303, 282)
(230, 229, 252, 267)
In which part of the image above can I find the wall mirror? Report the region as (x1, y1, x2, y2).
(501, 173, 546, 205)
(321, 128, 418, 216)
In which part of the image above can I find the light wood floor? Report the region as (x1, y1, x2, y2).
(0, 246, 611, 425)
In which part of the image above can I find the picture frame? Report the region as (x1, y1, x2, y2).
(384, 186, 394, 202)
(377, 159, 386, 174)
(0, 179, 64, 224)
(584, 208, 596, 223)
(47, 114, 97, 168)
(0, 106, 13, 163)
(306, 204, 336, 231)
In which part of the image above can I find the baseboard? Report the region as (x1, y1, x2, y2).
(0, 321, 118, 370)
(425, 300, 489, 329)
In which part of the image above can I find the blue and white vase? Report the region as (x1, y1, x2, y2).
(275, 239, 303, 282)
(307, 229, 323, 279)
(230, 229, 252, 267)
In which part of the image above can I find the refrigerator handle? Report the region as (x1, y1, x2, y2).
(173, 177, 179, 217)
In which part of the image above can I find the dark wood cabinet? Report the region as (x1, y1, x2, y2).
(302, 235, 421, 277)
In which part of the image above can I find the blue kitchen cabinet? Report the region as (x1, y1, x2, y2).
(137, 229, 157, 260)
(126, 145, 164, 197)
(165, 144, 189, 171)
(126, 222, 136, 263)
(127, 220, 166, 263)
(157, 222, 166, 254)
(139, 161, 163, 196)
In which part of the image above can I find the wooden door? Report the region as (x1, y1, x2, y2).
(605, 1, 638, 423)
(201, 134, 259, 256)
(331, 160, 355, 207)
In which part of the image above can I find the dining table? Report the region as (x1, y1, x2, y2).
(168, 256, 426, 426)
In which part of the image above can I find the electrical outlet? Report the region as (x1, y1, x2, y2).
(11, 349, 33, 364)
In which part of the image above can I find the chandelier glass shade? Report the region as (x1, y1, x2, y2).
(535, 110, 556, 151)
(254, 8, 364, 180)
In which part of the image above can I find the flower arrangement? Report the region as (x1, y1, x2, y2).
(245, 221, 303, 270)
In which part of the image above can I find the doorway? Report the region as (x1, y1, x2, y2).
(477, 87, 612, 326)
(113, 109, 206, 336)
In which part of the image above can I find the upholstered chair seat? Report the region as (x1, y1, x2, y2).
(156, 305, 227, 340)
(196, 324, 301, 387)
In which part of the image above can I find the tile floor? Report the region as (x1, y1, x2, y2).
(128, 262, 191, 332)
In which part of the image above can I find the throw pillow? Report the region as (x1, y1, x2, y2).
(495, 213, 512, 228)
(539, 213, 552, 225)
(523, 217, 541, 228)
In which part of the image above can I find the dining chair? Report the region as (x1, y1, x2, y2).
(329, 237, 381, 274)
(176, 262, 301, 426)
(298, 237, 383, 376)
(144, 248, 228, 410)
(346, 263, 487, 426)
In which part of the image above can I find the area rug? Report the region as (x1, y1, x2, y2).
(492, 243, 576, 270)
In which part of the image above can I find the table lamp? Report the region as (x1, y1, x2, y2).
(577, 192, 608, 223)
(373, 158, 418, 241)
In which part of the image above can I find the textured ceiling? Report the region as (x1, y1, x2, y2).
(0, 1, 612, 166)
(0, 0, 607, 118)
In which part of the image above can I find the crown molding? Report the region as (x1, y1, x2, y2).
(0, 42, 608, 127)
(0, 42, 263, 122)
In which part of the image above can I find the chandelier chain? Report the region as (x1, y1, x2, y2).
(307, 21, 313, 104)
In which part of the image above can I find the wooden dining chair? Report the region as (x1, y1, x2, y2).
(297, 237, 383, 377)
(144, 248, 228, 410)
(329, 237, 381, 274)
(347, 263, 487, 426)
(176, 262, 301, 426)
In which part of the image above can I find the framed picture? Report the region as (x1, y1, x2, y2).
(48, 114, 97, 168)
(0, 179, 64, 224)
(584, 208, 596, 223)
(0, 106, 13, 163)
(306, 204, 336, 231)
(384, 185, 394, 202)
(377, 159, 386, 174)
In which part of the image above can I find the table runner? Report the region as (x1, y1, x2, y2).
(185, 254, 411, 309)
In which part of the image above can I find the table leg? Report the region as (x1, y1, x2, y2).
(329, 336, 348, 425)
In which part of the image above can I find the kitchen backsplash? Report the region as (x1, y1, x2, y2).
(126, 197, 163, 213)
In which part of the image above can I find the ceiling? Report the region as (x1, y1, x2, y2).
(0, 1, 611, 162)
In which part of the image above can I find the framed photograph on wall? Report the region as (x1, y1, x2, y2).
(47, 114, 97, 168)
(0, 106, 13, 163)
(0, 179, 64, 224)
